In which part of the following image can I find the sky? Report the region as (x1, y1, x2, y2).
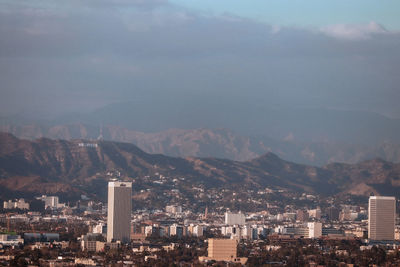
(0, 0, 400, 120)
(171, 0, 400, 29)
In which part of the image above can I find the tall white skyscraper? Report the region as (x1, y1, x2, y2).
(107, 181, 132, 243)
(368, 196, 396, 241)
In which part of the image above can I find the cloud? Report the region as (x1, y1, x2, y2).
(77, 0, 169, 10)
(320, 21, 388, 40)
(0, 1, 400, 118)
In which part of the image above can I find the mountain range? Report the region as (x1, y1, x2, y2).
(52, 102, 400, 144)
(1, 132, 399, 202)
(2, 122, 400, 166)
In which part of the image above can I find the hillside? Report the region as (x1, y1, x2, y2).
(0, 133, 399, 201)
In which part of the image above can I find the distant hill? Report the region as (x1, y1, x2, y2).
(2, 122, 400, 166)
(1, 133, 399, 201)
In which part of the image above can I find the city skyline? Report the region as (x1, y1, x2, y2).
(0, 0, 400, 265)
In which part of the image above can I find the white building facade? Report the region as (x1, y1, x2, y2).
(308, 222, 322, 238)
(107, 181, 132, 243)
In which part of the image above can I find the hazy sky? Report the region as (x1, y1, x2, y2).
(1, 0, 400, 119)
(171, 0, 400, 29)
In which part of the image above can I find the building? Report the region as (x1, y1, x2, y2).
(207, 238, 236, 261)
(221, 226, 242, 239)
(308, 222, 322, 238)
(3, 199, 29, 210)
(368, 196, 396, 241)
(187, 224, 204, 237)
(131, 223, 146, 241)
(257, 227, 269, 238)
(0, 215, 29, 225)
(222, 225, 262, 240)
(241, 225, 258, 240)
(340, 208, 359, 221)
(36, 195, 61, 209)
(0, 235, 24, 246)
(81, 234, 105, 252)
(144, 225, 154, 237)
(283, 212, 296, 221)
(224, 212, 246, 225)
(23, 233, 59, 244)
(3, 201, 11, 209)
(92, 223, 106, 234)
(326, 207, 340, 221)
(199, 238, 247, 264)
(308, 209, 321, 220)
(296, 210, 309, 222)
(45, 196, 59, 209)
(192, 225, 204, 237)
(165, 205, 182, 214)
(24, 233, 60, 243)
(75, 258, 98, 266)
(142, 224, 169, 238)
(280, 227, 309, 238)
(107, 181, 132, 243)
(169, 224, 185, 238)
(395, 227, 400, 240)
(322, 228, 345, 237)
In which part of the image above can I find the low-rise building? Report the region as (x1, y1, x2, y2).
(24, 233, 60, 244)
(0, 234, 24, 246)
(81, 233, 105, 252)
(75, 258, 97, 266)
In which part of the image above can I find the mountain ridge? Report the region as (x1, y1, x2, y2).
(0, 132, 399, 201)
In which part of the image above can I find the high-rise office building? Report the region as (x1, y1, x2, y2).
(107, 181, 132, 243)
(368, 196, 396, 241)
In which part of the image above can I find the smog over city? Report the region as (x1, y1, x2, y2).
(0, 0, 399, 266)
